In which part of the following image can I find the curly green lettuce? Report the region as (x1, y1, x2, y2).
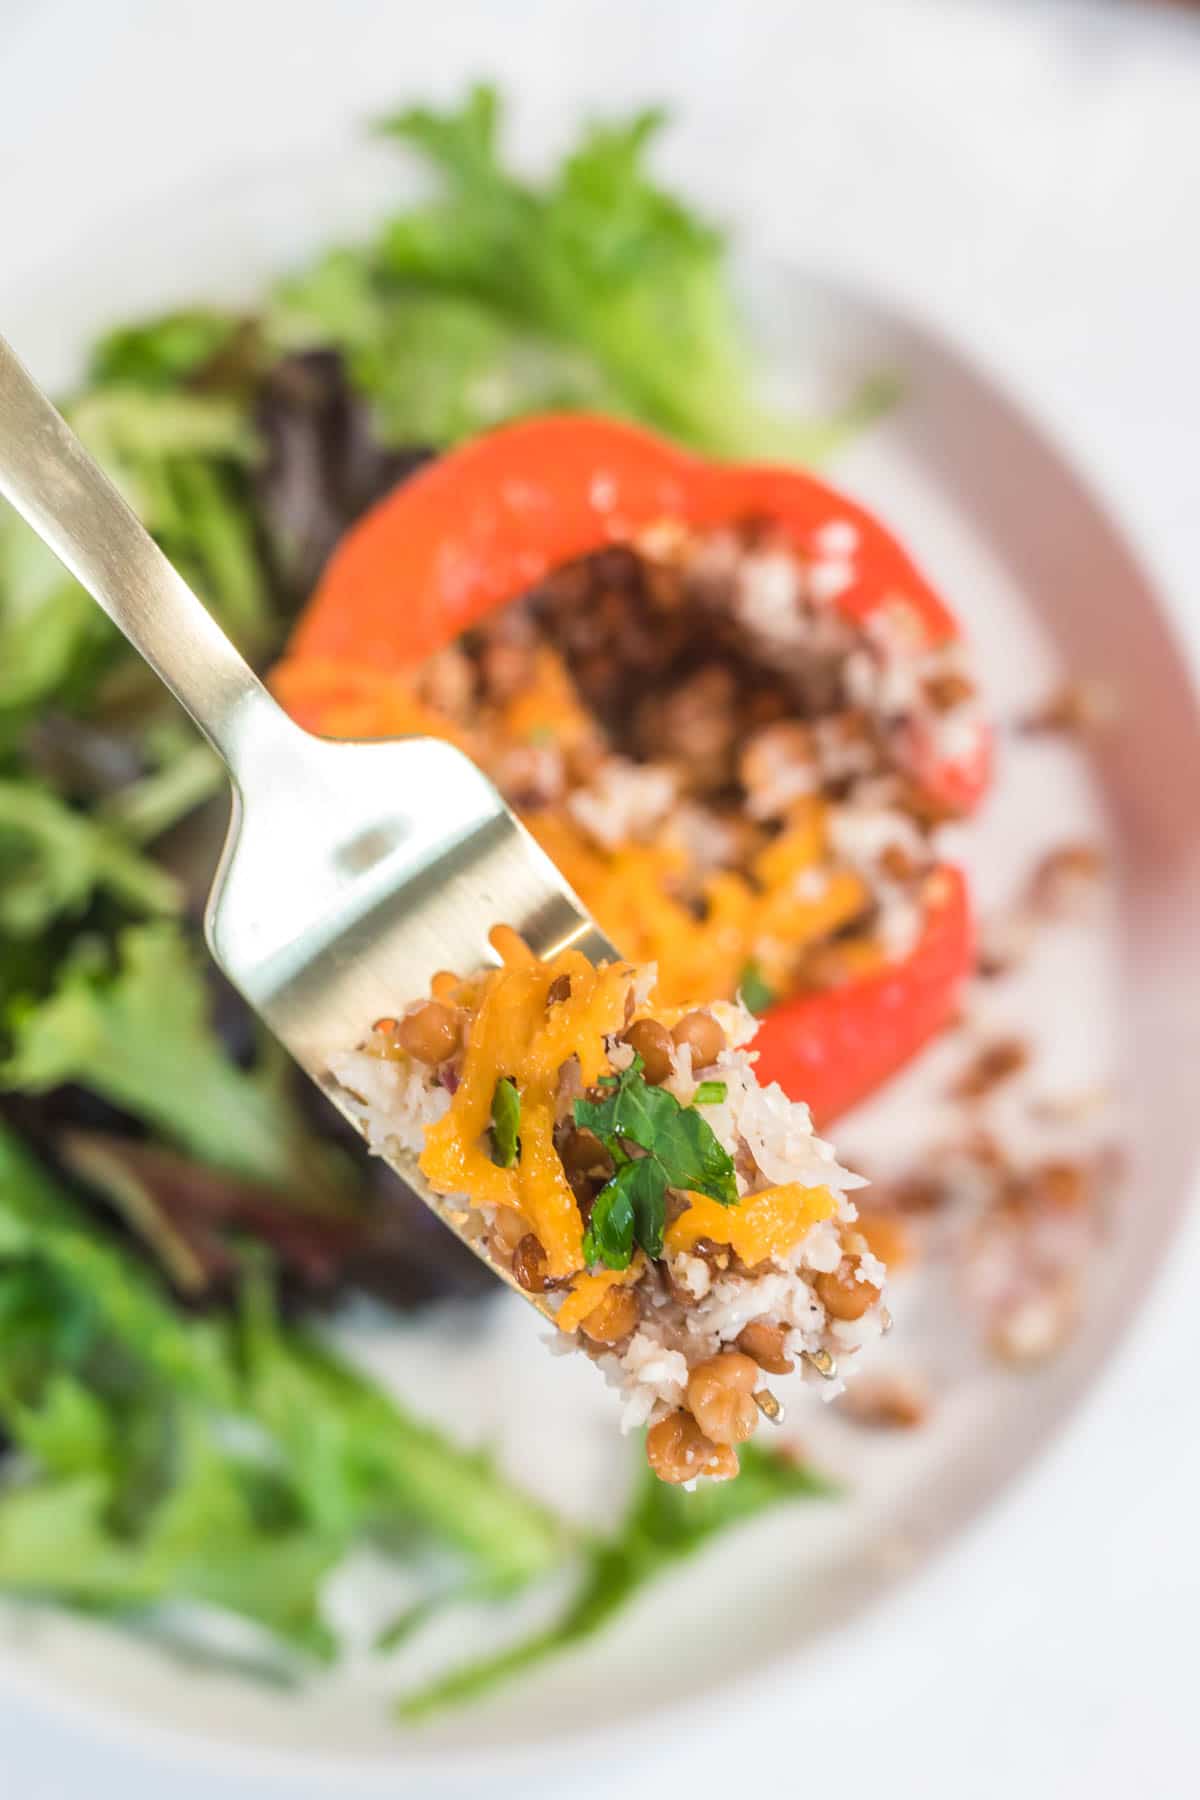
(272, 85, 892, 458)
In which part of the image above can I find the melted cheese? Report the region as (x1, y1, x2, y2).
(665, 1182, 838, 1265)
(527, 801, 868, 1008)
(555, 1256, 646, 1333)
(498, 646, 595, 751)
(418, 949, 634, 1278)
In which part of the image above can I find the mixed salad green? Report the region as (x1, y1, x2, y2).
(0, 88, 870, 1717)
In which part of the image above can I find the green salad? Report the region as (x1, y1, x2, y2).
(0, 88, 872, 1717)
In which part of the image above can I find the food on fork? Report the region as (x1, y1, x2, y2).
(276, 413, 988, 1125)
(330, 928, 887, 1484)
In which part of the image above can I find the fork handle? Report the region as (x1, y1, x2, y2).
(0, 332, 296, 784)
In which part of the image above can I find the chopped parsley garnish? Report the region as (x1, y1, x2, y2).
(490, 1077, 521, 1167)
(738, 959, 775, 1014)
(692, 1079, 727, 1106)
(574, 1058, 737, 1270)
(584, 1156, 665, 1269)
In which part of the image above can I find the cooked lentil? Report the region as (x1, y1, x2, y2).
(735, 1318, 795, 1375)
(623, 1017, 674, 1086)
(579, 1285, 639, 1346)
(686, 1353, 761, 1446)
(646, 1412, 738, 1484)
(398, 1000, 461, 1065)
(512, 1234, 550, 1293)
(671, 1009, 727, 1068)
(814, 1256, 881, 1323)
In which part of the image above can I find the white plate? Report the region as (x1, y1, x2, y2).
(3, 146, 1199, 1781)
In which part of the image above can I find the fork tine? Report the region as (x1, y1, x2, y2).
(207, 732, 619, 1315)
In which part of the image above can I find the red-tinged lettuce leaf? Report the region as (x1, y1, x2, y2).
(59, 1132, 364, 1298)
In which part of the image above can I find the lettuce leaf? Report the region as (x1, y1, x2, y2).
(265, 87, 891, 461)
(93, 720, 223, 846)
(237, 1268, 565, 1587)
(0, 1126, 564, 1652)
(0, 381, 269, 749)
(368, 86, 886, 460)
(396, 1444, 837, 1718)
(1, 923, 333, 1194)
(87, 310, 248, 391)
(68, 387, 268, 649)
(0, 1126, 233, 1401)
(268, 256, 620, 448)
(0, 514, 116, 748)
(0, 778, 180, 936)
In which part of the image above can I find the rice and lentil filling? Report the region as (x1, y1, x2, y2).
(331, 930, 887, 1484)
(306, 516, 982, 1012)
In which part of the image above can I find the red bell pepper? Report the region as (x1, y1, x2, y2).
(278, 414, 986, 1122)
(752, 865, 971, 1125)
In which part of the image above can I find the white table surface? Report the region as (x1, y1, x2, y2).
(2, 0, 1199, 1794)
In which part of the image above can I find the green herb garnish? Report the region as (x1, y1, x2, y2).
(575, 1058, 737, 1269)
(576, 1058, 737, 1203)
(583, 1156, 665, 1269)
(490, 1077, 521, 1167)
(692, 1079, 727, 1106)
(738, 959, 775, 1014)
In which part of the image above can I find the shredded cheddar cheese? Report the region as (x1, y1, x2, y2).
(665, 1182, 838, 1265)
(418, 948, 634, 1278)
(527, 801, 868, 1008)
(498, 645, 596, 751)
(555, 1256, 646, 1334)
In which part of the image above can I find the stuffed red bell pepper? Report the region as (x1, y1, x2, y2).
(274, 414, 989, 1124)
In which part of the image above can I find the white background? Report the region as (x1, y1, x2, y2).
(1, 0, 1199, 1794)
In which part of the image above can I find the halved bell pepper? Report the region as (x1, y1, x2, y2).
(752, 864, 971, 1123)
(275, 414, 987, 1122)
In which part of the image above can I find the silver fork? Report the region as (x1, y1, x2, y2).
(0, 333, 618, 1311)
